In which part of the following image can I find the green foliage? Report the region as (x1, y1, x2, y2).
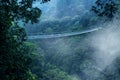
(0, 24, 36, 80)
(26, 15, 98, 35)
(92, 0, 119, 19)
(29, 43, 75, 80)
(43, 67, 71, 80)
(35, 35, 100, 80)
(2, 0, 120, 80)
(0, 0, 49, 80)
(0, 0, 42, 24)
(42, 0, 50, 3)
(29, 43, 44, 80)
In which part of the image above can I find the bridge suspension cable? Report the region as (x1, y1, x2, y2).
(28, 27, 102, 40)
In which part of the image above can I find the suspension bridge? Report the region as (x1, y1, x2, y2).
(28, 27, 102, 40)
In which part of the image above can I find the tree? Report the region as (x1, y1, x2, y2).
(0, 0, 49, 80)
(92, 0, 119, 19)
(43, 66, 72, 80)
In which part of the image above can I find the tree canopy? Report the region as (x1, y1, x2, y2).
(92, 0, 119, 19)
(0, 0, 49, 80)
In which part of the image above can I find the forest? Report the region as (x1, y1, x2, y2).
(0, 0, 120, 80)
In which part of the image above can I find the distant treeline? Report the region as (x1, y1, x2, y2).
(26, 14, 100, 35)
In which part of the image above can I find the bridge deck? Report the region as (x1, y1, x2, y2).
(28, 27, 102, 40)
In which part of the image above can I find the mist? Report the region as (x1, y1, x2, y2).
(91, 19, 120, 73)
(35, 19, 120, 80)
(33, 0, 96, 20)
(2, 0, 120, 80)
(25, 0, 98, 35)
(27, 0, 120, 80)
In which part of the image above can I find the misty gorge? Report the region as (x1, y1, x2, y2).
(0, 0, 120, 80)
